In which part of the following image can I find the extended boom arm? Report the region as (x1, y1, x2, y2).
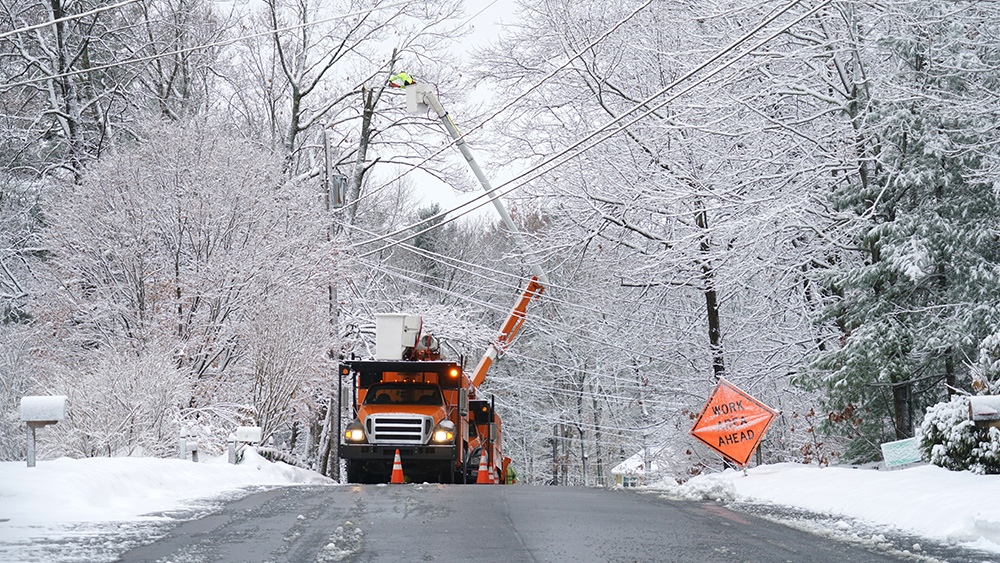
(405, 82, 549, 387)
(406, 83, 549, 286)
(471, 276, 544, 387)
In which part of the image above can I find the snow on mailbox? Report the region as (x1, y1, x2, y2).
(20, 395, 67, 468)
(235, 426, 262, 443)
(970, 396, 1000, 427)
(21, 395, 67, 424)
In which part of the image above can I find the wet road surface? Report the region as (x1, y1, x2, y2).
(115, 484, 919, 563)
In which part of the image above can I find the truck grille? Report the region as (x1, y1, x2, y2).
(366, 414, 433, 444)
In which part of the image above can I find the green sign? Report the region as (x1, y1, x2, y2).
(880, 437, 922, 468)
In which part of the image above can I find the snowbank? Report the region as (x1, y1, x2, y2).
(655, 462, 1000, 553)
(0, 449, 330, 533)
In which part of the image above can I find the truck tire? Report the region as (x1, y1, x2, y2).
(346, 459, 363, 483)
(441, 461, 455, 484)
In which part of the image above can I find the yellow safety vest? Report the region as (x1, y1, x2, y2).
(391, 72, 414, 87)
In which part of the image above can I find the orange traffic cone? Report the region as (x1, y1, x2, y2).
(390, 449, 405, 484)
(476, 450, 491, 484)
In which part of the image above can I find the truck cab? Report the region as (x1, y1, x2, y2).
(340, 359, 471, 483)
(339, 315, 472, 483)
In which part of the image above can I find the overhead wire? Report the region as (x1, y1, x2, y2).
(347, 262, 704, 392)
(339, 1, 829, 413)
(0, 0, 415, 90)
(351, 255, 703, 437)
(495, 351, 703, 404)
(346, 2, 825, 448)
(343, 218, 665, 313)
(358, 0, 826, 255)
(493, 395, 679, 434)
(353, 253, 694, 370)
(353, 0, 828, 257)
(329, 0, 655, 214)
(360, 240, 688, 343)
(0, 0, 143, 41)
(458, 0, 501, 29)
(343, 219, 716, 372)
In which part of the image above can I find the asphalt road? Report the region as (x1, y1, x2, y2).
(113, 484, 920, 563)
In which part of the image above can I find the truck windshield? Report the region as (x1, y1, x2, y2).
(364, 384, 443, 406)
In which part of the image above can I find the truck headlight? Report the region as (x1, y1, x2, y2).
(431, 420, 456, 443)
(344, 420, 366, 443)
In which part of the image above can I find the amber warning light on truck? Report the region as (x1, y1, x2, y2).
(689, 378, 776, 467)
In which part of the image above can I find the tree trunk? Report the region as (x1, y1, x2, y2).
(593, 396, 603, 487)
(891, 378, 912, 439)
(945, 350, 956, 397)
(694, 198, 725, 379)
(48, 0, 84, 180)
(550, 424, 559, 486)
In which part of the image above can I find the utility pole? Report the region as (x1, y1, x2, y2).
(323, 125, 346, 481)
(635, 358, 651, 485)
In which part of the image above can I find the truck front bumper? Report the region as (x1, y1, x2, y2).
(340, 443, 458, 461)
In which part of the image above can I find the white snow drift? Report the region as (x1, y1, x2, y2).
(656, 462, 1000, 555)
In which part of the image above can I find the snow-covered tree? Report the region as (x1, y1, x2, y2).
(0, 324, 41, 460)
(920, 396, 1000, 475)
(0, 0, 228, 179)
(471, 0, 839, 479)
(0, 174, 44, 323)
(808, 0, 1000, 460)
(38, 118, 336, 457)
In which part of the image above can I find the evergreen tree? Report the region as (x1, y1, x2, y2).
(810, 1, 1000, 460)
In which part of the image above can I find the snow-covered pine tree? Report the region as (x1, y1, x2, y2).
(810, 0, 1000, 461)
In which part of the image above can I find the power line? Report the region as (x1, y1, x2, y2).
(0, 0, 414, 90)
(342, 221, 711, 364)
(352, 253, 694, 367)
(353, 0, 825, 257)
(0, 0, 143, 41)
(360, 233, 684, 335)
(343, 216, 655, 307)
(459, 0, 500, 29)
(330, 0, 655, 214)
(355, 0, 820, 252)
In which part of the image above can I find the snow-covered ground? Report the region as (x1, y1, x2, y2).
(0, 450, 329, 562)
(2, 455, 999, 562)
(653, 463, 1000, 560)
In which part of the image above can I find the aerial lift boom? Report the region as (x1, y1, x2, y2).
(405, 83, 550, 388)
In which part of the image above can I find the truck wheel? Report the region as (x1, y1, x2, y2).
(346, 460, 362, 483)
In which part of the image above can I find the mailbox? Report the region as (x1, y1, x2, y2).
(235, 426, 262, 443)
(20, 395, 68, 467)
(970, 396, 1000, 427)
(229, 426, 262, 464)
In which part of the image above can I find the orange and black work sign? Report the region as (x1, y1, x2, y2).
(689, 379, 776, 467)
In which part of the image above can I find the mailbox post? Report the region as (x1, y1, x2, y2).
(20, 395, 67, 467)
